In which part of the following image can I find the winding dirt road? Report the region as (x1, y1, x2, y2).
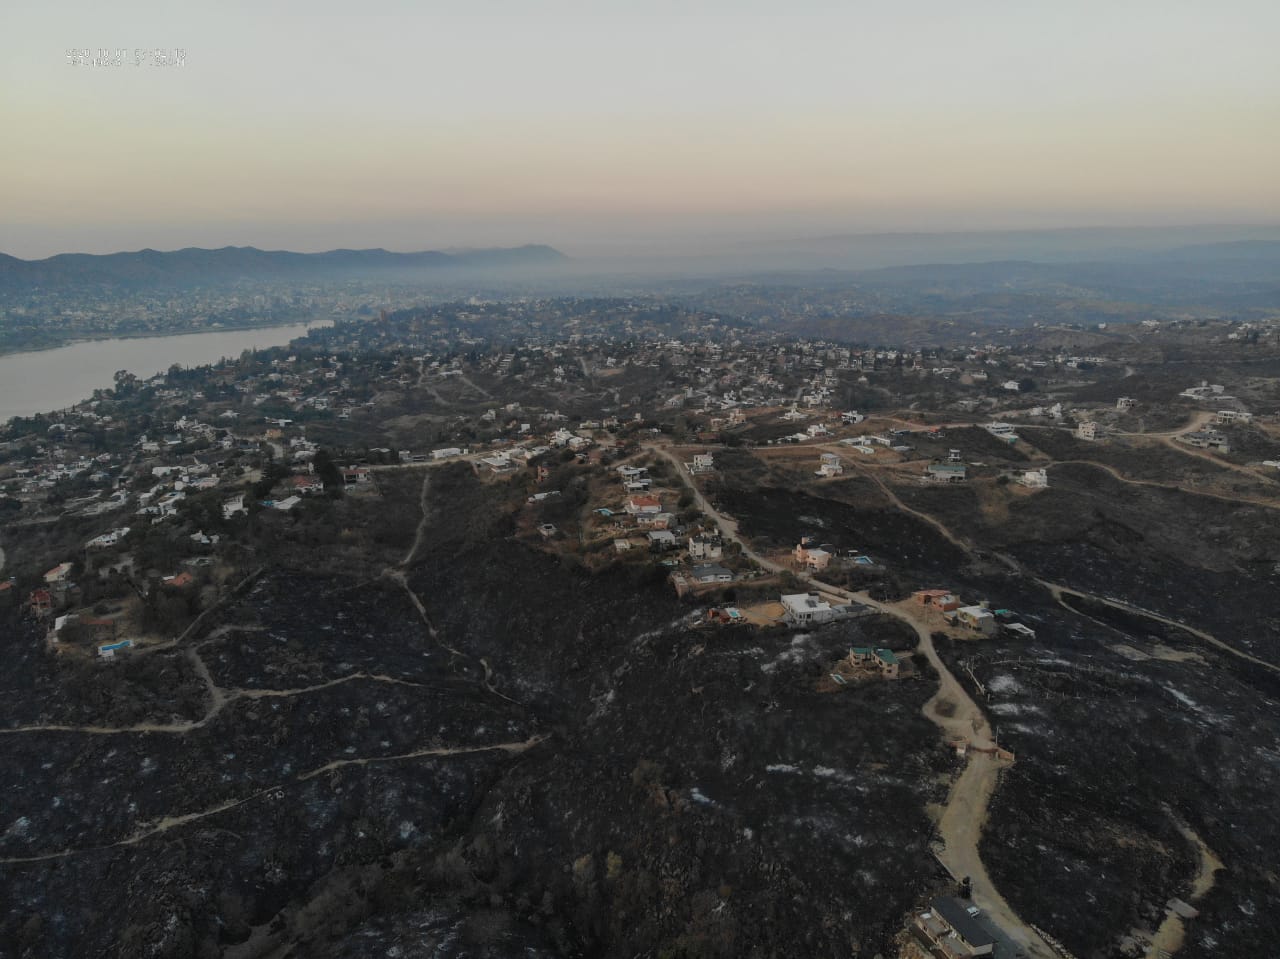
(646, 444, 1056, 957)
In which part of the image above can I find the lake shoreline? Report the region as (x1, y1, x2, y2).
(0, 317, 341, 360)
(0, 320, 336, 424)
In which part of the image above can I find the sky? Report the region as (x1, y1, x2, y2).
(2, 0, 1279, 259)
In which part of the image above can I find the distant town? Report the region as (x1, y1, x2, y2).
(2, 295, 1279, 958)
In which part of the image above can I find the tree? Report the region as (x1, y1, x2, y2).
(313, 448, 343, 496)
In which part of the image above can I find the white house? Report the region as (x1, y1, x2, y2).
(688, 535, 724, 561)
(1019, 469, 1049, 488)
(781, 593, 831, 623)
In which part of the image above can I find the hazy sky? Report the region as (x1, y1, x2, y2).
(2, 0, 1279, 258)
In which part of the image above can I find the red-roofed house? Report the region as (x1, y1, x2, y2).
(624, 495, 662, 517)
(28, 588, 54, 617)
(290, 475, 324, 495)
(44, 562, 73, 586)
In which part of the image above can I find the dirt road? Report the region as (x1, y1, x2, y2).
(647, 443, 1056, 957)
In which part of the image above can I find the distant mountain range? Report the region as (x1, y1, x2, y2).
(0, 244, 569, 292)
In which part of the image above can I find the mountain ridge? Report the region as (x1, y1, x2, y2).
(0, 244, 569, 291)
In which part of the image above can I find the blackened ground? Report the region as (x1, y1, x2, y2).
(893, 468, 1280, 664)
(935, 609, 1280, 958)
(0, 612, 207, 729)
(0, 467, 956, 958)
(712, 484, 970, 585)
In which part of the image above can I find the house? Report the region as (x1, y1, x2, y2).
(1214, 410, 1253, 425)
(289, 475, 324, 495)
(28, 588, 54, 617)
(914, 897, 995, 957)
(223, 494, 247, 519)
(781, 592, 832, 623)
(625, 495, 662, 517)
(613, 538, 633, 553)
(913, 589, 962, 612)
(690, 564, 733, 584)
(1076, 421, 1101, 441)
(342, 467, 372, 485)
(793, 544, 832, 570)
(688, 534, 724, 561)
(44, 563, 74, 587)
(162, 571, 196, 589)
(647, 530, 677, 550)
(848, 646, 899, 678)
(954, 605, 998, 637)
(816, 452, 843, 477)
(690, 452, 715, 473)
(271, 495, 301, 511)
(645, 512, 676, 530)
(1002, 622, 1037, 640)
(1116, 397, 1138, 411)
(480, 454, 517, 473)
(431, 447, 464, 460)
(86, 527, 131, 549)
(1018, 468, 1049, 488)
(1180, 430, 1230, 451)
(925, 463, 967, 484)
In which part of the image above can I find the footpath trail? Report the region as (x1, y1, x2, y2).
(826, 442, 1279, 675)
(646, 443, 1056, 958)
(380, 465, 522, 706)
(0, 734, 547, 865)
(1039, 579, 1280, 677)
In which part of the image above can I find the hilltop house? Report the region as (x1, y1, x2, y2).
(848, 647, 899, 679)
(1214, 409, 1253, 425)
(925, 463, 967, 485)
(44, 562, 73, 587)
(816, 452, 843, 477)
(1018, 468, 1049, 488)
(793, 544, 832, 570)
(1180, 430, 1230, 451)
(647, 530, 677, 550)
(913, 898, 995, 958)
(913, 589, 962, 612)
(289, 475, 324, 495)
(952, 605, 998, 637)
(688, 534, 724, 561)
(780, 593, 862, 625)
(690, 564, 733, 584)
(625, 495, 662, 517)
(782, 593, 832, 624)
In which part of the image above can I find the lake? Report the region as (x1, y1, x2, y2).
(0, 321, 332, 422)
